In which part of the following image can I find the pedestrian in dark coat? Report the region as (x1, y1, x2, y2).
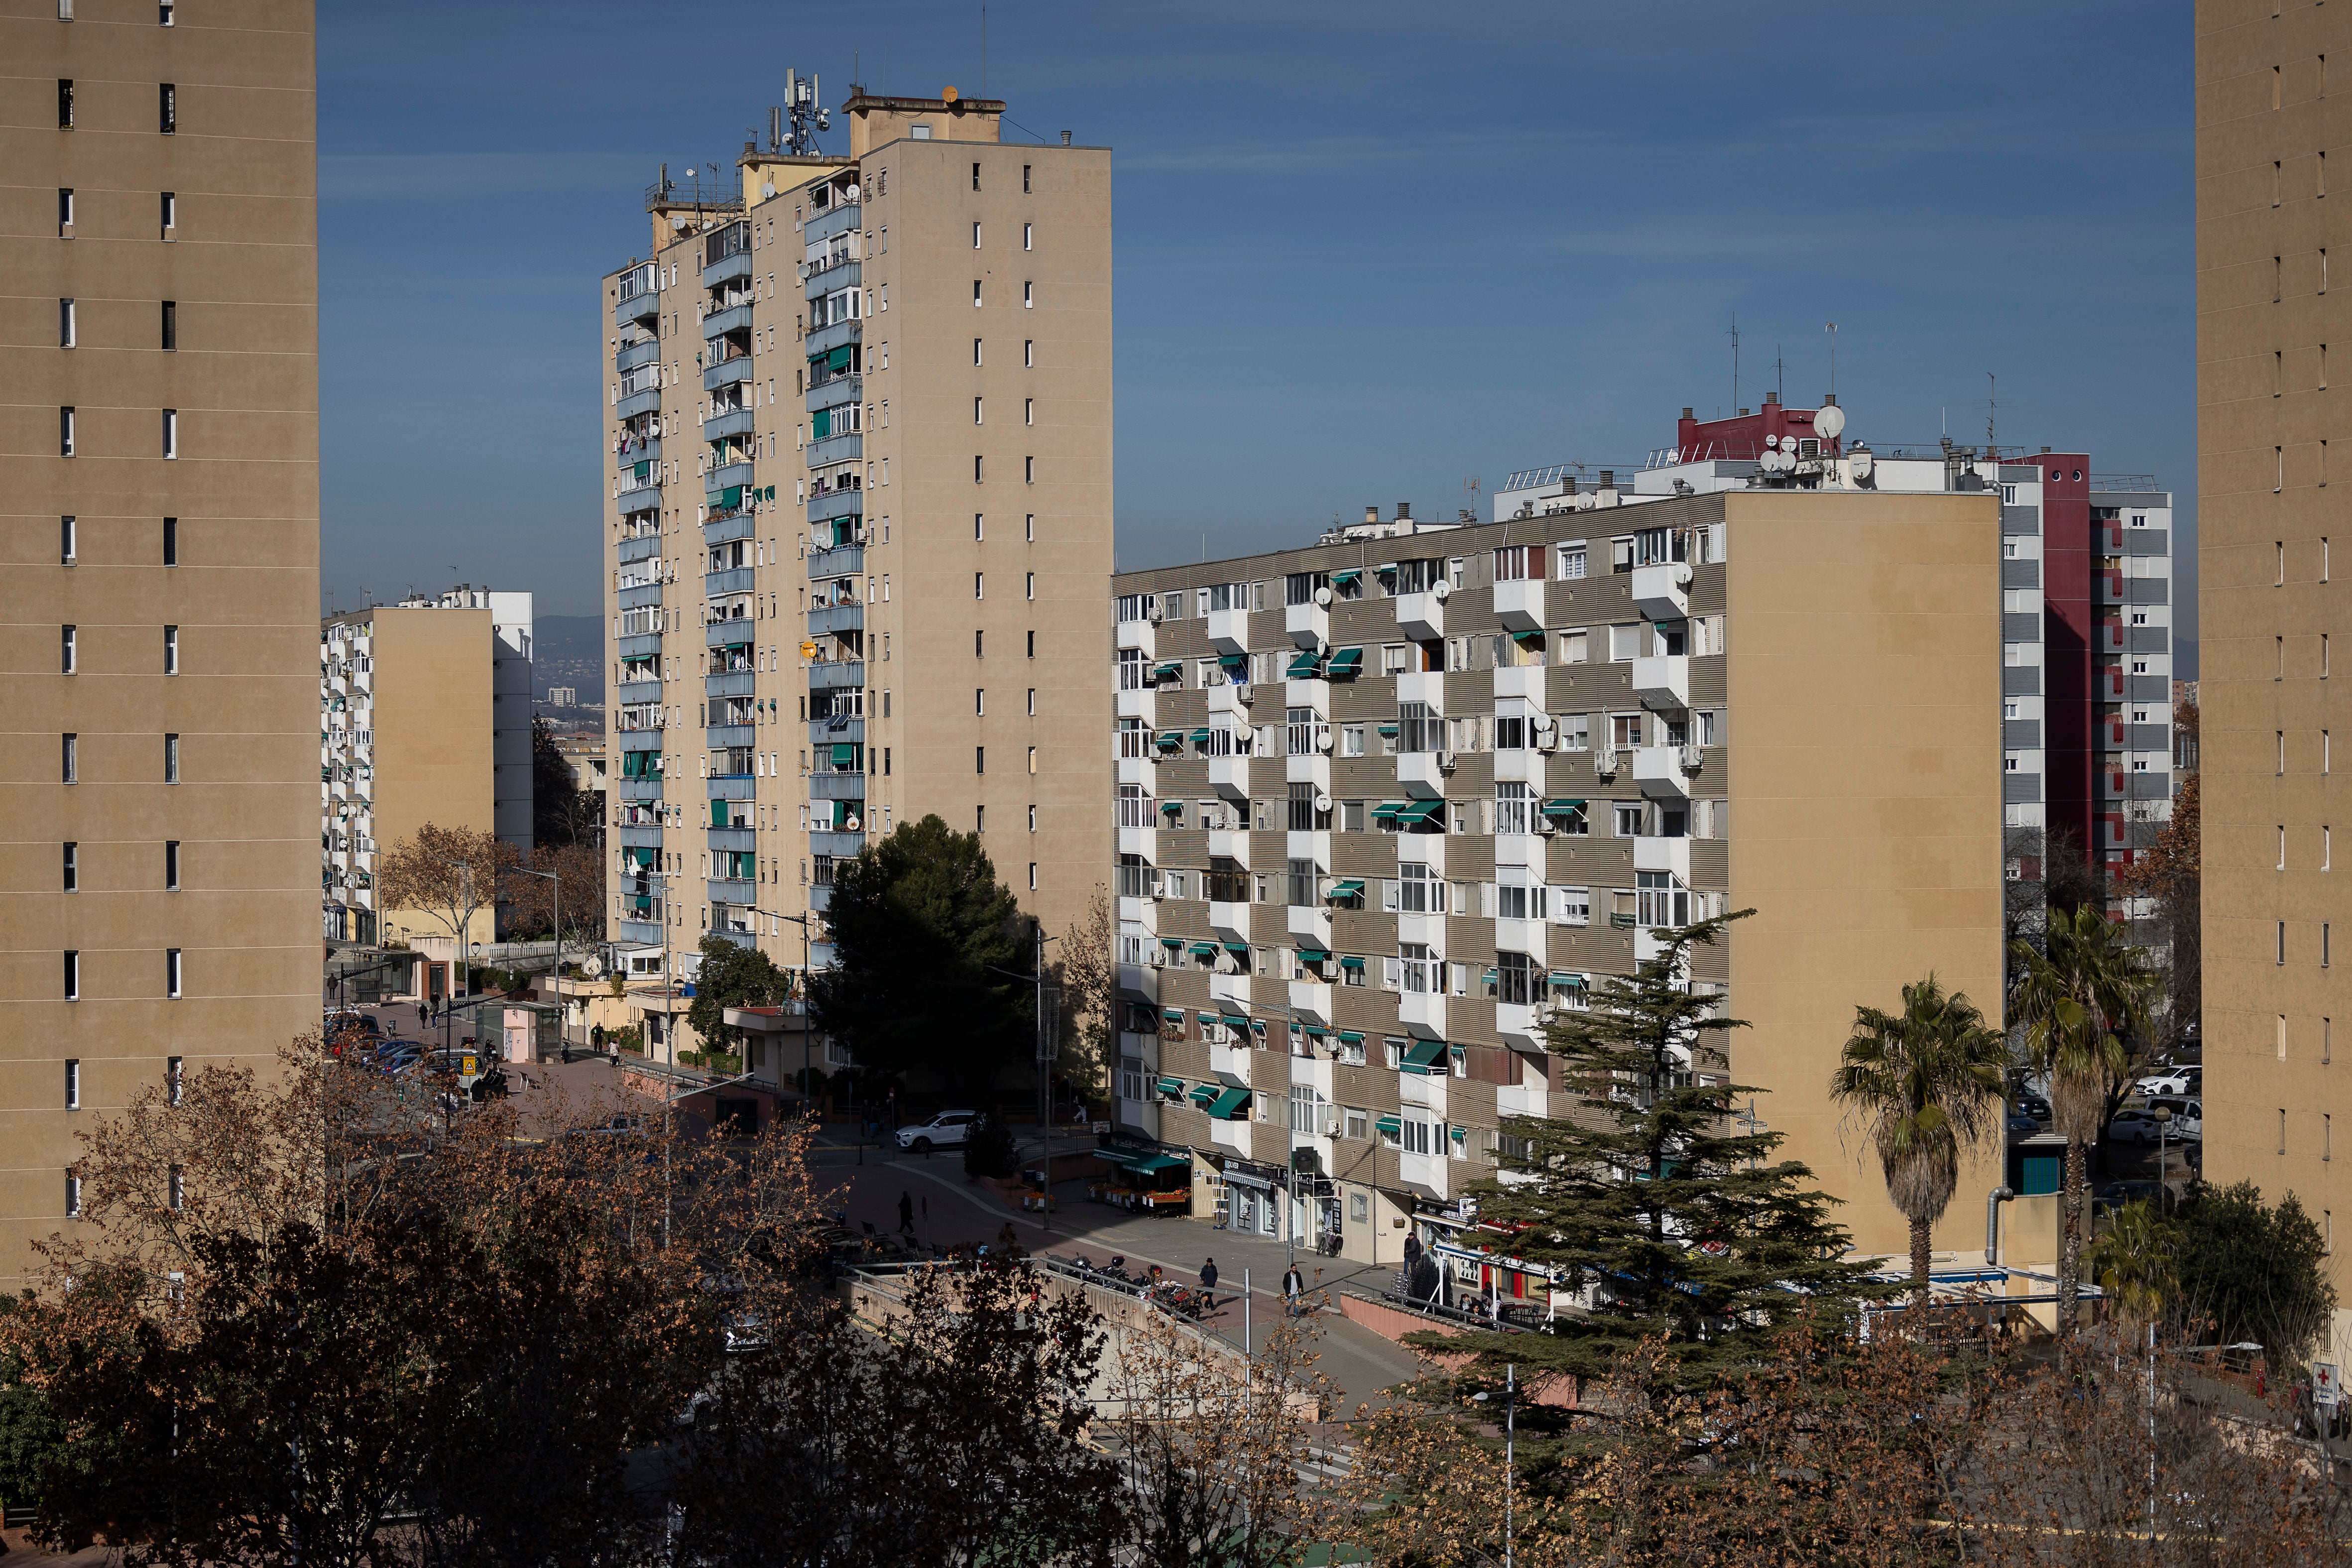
(898, 1190, 915, 1234)
(1199, 1257, 1219, 1311)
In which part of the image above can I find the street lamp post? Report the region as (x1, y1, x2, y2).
(510, 864, 561, 1051)
(2153, 1104, 2174, 1212)
(432, 856, 472, 1053)
(757, 908, 816, 1100)
(989, 929, 1060, 1230)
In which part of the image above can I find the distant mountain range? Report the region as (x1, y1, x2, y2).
(533, 614, 603, 706)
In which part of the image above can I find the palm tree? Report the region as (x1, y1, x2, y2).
(1828, 974, 2010, 1301)
(2008, 904, 2161, 1338)
(2086, 1200, 2180, 1339)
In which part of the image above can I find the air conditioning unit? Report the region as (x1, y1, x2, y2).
(1534, 818, 1557, 837)
(1234, 683, 1255, 706)
(1322, 1111, 1345, 1137)
(1680, 744, 1705, 771)
(1436, 749, 1457, 772)
(1147, 603, 1165, 624)
(1594, 749, 1620, 778)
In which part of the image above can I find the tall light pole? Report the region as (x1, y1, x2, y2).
(989, 929, 1060, 1229)
(749, 906, 815, 1101)
(511, 863, 561, 1052)
(433, 856, 472, 1053)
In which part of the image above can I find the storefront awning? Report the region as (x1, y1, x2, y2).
(1403, 1040, 1447, 1072)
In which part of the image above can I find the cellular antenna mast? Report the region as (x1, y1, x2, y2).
(780, 70, 830, 156)
(1987, 371, 1998, 450)
(1726, 314, 1741, 410)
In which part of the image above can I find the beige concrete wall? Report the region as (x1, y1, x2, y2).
(2196, 0, 2352, 1370)
(1723, 488, 2007, 1263)
(0, 0, 319, 1288)
(858, 134, 1115, 951)
(368, 606, 496, 948)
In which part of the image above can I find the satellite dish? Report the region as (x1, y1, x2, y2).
(762, 182, 777, 199)
(1764, 434, 1780, 450)
(1314, 794, 1333, 814)
(942, 85, 960, 103)
(1430, 581, 1451, 603)
(1314, 586, 1333, 607)
(1575, 492, 1596, 511)
(670, 215, 688, 232)
(1815, 403, 1847, 439)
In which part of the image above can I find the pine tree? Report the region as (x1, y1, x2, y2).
(1440, 914, 1885, 1394)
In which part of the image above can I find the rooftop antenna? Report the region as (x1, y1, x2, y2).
(780, 69, 830, 156)
(982, 5, 987, 95)
(768, 105, 782, 154)
(1726, 314, 1740, 411)
(1987, 371, 1998, 450)
(1824, 322, 1838, 396)
(1772, 343, 1785, 404)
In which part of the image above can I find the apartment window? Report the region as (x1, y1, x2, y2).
(1028, 862, 1038, 891)
(1025, 398, 1034, 425)
(1022, 163, 1032, 192)
(165, 840, 179, 890)
(164, 625, 178, 674)
(163, 516, 177, 565)
(1026, 572, 1036, 599)
(1027, 746, 1037, 775)
(167, 948, 182, 998)
(58, 78, 73, 127)
(2282, 1108, 2290, 1155)
(1024, 339, 1034, 366)
(167, 1057, 183, 1104)
(1028, 804, 1038, 831)
(2276, 350, 2284, 395)
(64, 953, 79, 1003)
(2281, 921, 2289, 965)
(975, 512, 985, 541)
(972, 221, 982, 248)
(1026, 513, 1035, 541)
(1027, 629, 1037, 657)
(976, 747, 985, 775)
(1025, 456, 1035, 482)
(59, 297, 75, 347)
(58, 187, 72, 233)
(2327, 923, 2334, 968)
(973, 280, 983, 307)
(61, 624, 75, 674)
(975, 455, 984, 482)
(972, 161, 982, 191)
(974, 338, 983, 366)
(1024, 281, 1034, 308)
(976, 688, 986, 716)
(2281, 825, 2289, 868)
(165, 733, 180, 784)
(65, 1176, 80, 1218)
(2280, 730, 2288, 772)
(60, 406, 75, 456)
(2279, 541, 2287, 584)
(2278, 446, 2286, 491)
(63, 733, 77, 783)
(160, 0, 172, 23)
(61, 515, 75, 563)
(974, 572, 985, 600)
(974, 396, 984, 425)
(161, 300, 176, 351)
(162, 409, 177, 458)
(63, 842, 77, 892)
(1027, 688, 1037, 716)
(159, 83, 175, 133)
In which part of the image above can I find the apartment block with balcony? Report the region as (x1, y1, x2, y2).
(321, 590, 520, 956)
(1, 0, 320, 1289)
(601, 89, 1112, 1078)
(1110, 483, 2004, 1283)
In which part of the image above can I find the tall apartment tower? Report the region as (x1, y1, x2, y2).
(2198, 0, 2352, 1369)
(600, 89, 1111, 1054)
(1, 0, 320, 1287)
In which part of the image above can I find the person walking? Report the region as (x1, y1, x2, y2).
(898, 1190, 915, 1235)
(1199, 1257, 1219, 1312)
(1284, 1262, 1305, 1317)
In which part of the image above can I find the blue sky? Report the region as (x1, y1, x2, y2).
(320, 0, 2195, 663)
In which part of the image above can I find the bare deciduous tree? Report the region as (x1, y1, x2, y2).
(376, 821, 520, 954)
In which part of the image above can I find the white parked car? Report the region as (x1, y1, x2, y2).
(896, 1109, 979, 1154)
(2110, 1106, 2199, 1145)
(2135, 1066, 2202, 1097)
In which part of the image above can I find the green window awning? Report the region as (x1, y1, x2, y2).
(1295, 946, 1331, 965)
(1159, 798, 1184, 813)
(1548, 970, 1588, 988)
(1512, 628, 1545, 644)
(1189, 1083, 1219, 1107)
(1285, 650, 1323, 679)
(1222, 941, 1250, 954)
(1328, 878, 1365, 899)
(1189, 727, 1211, 743)
(1330, 568, 1362, 587)
(1395, 800, 1445, 825)
(1541, 798, 1588, 817)
(1326, 646, 1364, 677)
(1220, 1013, 1250, 1030)
(1304, 1025, 1330, 1038)
(828, 345, 852, 370)
(1402, 1040, 1447, 1071)
(1217, 652, 1247, 669)
(1376, 1113, 1403, 1136)
(1160, 937, 1183, 949)
(1156, 731, 1183, 748)
(812, 408, 832, 439)
(710, 799, 729, 827)
(1163, 1007, 1185, 1021)
(625, 847, 656, 867)
(1156, 1077, 1183, 1096)
(1371, 801, 1407, 821)
(711, 484, 743, 509)
(1338, 1030, 1365, 1044)
(830, 742, 857, 766)
(1188, 943, 1217, 957)
(1377, 722, 1400, 737)
(1338, 955, 1367, 970)
(1152, 662, 1181, 679)
(1207, 1087, 1251, 1120)
(1374, 562, 1398, 577)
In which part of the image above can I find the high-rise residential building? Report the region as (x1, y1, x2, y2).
(599, 88, 1112, 1074)
(1107, 457, 2006, 1274)
(2, 0, 319, 1288)
(2197, 0, 2352, 1369)
(322, 588, 529, 959)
